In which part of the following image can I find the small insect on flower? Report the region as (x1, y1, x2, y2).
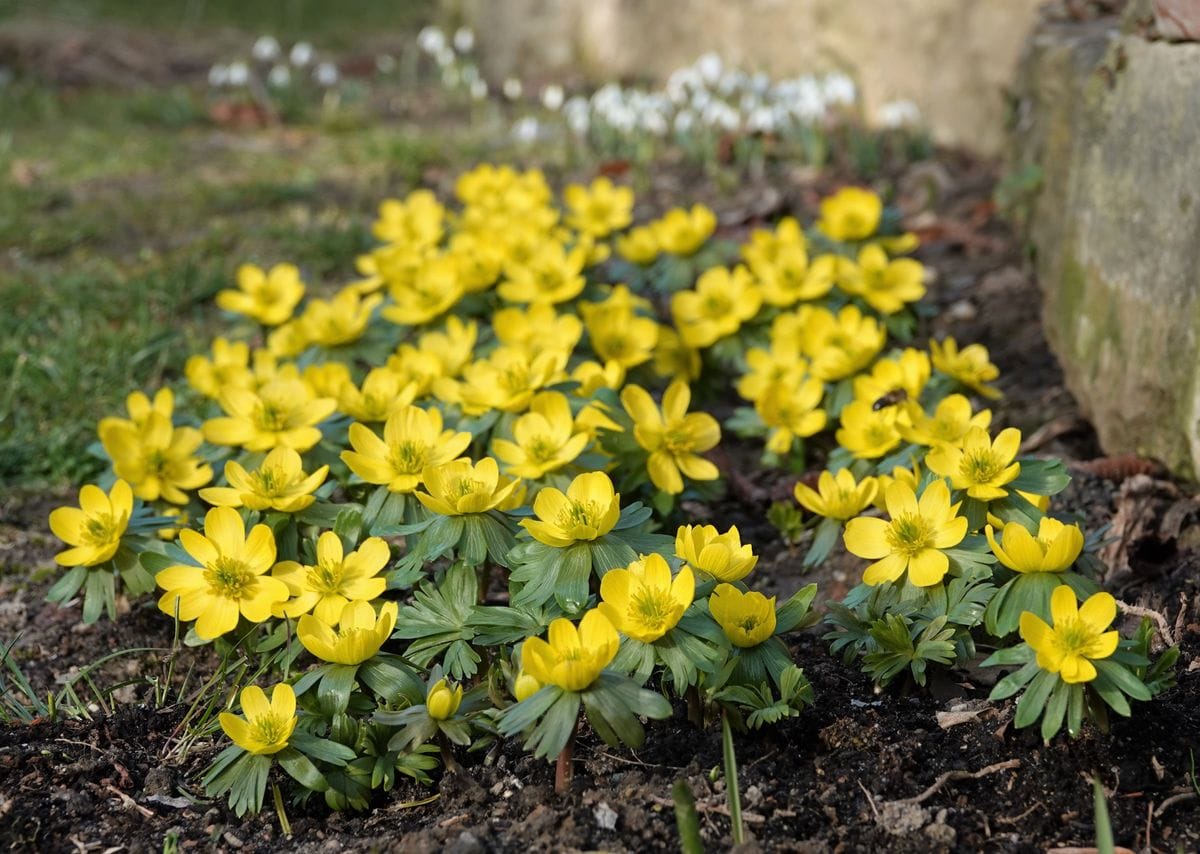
(872, 389, 908, 411)
(219, 683, 297, 755)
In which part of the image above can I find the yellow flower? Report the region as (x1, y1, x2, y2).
(200, 447, 328, 513)
(816, 187, 882, 241)
(585, 307, 659, 369)
(564, 177, 634, 238)
(620, 381, 721, 495)
(219, 683, 297, 755)
(793, 469, 878, 521)
(671, 265, 761, 349)
(372, 190, 445, 250)
(755, 377, 828, 455)
(415, 457, 522, 516)
(100, 413, 213, 504)
(616, 225, 660, 265)
(925, 426, 1021, 501)
(803, 305, 886, 381)
(272, 532, 390, 623)
(498, 242, 587, 305)
(1019, 587, 1118, 683)
(521, 471, 621, 547)
(598, 554, 694, 643)
(843, 480, 968, 587)
(266, 319, 311, 358)
(572, 359, 626, 396)
(835, 400, 902, 460)
(341, 405, 471, 494)
(898, 394, 992, 447)
(513, 669, 542, 701)
(185, 337, 253, 399)
(837, 244, 926, 315)
(455, 347, 567, 416)
(851, 349, 930, 408)
(740, 217, 805, 277)
(652, 205, 716, 256)
(299, 288, 382, 347)
(521, 609, 619, 692)
(736, 344, 808, 403)
(493, 392, 590, 479)
(674, 524, 757, 582)
(493, 304, 583, 358)
(708, 584, 776, 648)
(381, 256, 464, 326)
(155, 506, 288, 639)
(652, 326, 702, 382)
(337, 367, 419, 423)
(447, 232, 504, 293)
(204, 379, 336, 452)
(98, 388, 175, 436)
(49, 480, 133, 567)
(755, 244, 832, 307)
(302, 362, 354, 400)
(415, 316, 478, 377)
(986, 518, 1084, 574)
(216, 263, 305, 327)
(930, 337, 1002, 399)
(297, 600, 398, 665)
(426, 678, 464, 720)
(873, 463, 921, 511)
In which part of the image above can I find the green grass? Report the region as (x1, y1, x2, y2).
(0, 68, 488, 487)
(0, 0, 439, 47)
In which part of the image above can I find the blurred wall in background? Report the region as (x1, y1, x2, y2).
(444, 0, 1044, 156)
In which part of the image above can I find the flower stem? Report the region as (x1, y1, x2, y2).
(555, 717, 579, 795)
(721, 710, 744, 845)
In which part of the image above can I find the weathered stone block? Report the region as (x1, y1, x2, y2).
(1011, 19, 1200, 475)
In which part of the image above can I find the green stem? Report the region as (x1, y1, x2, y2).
(722, 710, 744, 845)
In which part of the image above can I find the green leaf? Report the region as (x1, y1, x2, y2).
(498, 685, 563, 736)
(984, 571, 1060, 638)
(317, 664, 359, 715)
(554, 544, 593, 612)
(1066, 683, 1085, 737)
(1041, 680, 1070, 740)
(82, 568, 116, 624)
(1009, 459, 1071, 496)
(524, 691, 582, 761)
(277, 747, 330, 792)
(1092, 660, 1152, 702)
(1014, 669, 1057, 729)
(45, 565, 88, 605)
(289, 732, 356, 765)
(802, 518, 842, 569)
(358, 656, 426, 705)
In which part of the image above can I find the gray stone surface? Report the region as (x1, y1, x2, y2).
(1011, 19, 1200, 475)
(444, 0, 1043, 155)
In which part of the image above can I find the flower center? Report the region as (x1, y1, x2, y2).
(630, 587, 674, 632)
(1053, 619, 1096, 657)
(305, 560, 346, 595)
(736, 615, 762, 635)
(251, 712, 289, 746)
(253, 466, 288, 496)
(886, 514, 935, 557)
(204, 556, 256, 599)
(663, 424, 693, 455)
(454, 477, 486, 498)
(255, 401, 290, 431)
(82, 513, 121, 545)
(703, 294, 732, 316)
(389, 440, 428, 474)
(556, 499, 602, 532)
(527, 436, 559, 463)
(962, 449, 1003, 484)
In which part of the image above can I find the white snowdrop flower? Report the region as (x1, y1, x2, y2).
(717, 69, 744, 96)
(290, 42, 314, 67)
(751, 72, 770, 95)
(252, 36, 281, 62)
(502, 77, 523, 100)
(564, 95, 590, 134)
(453, 27, 475, 53)
(541, 84, 564, 111)
(441, 66, 461, 88)
(314, 61, 339, 87)
(696, 52, 723, 84)
(460, 64, 480, 85)
(674, 109, 695, 134)
(434, 46, 456, 67)
(208, 63, 229, 87)
(469, 78, 489, 100)
(747, 105, 776, 133)
(227, 61, 250, 87)
(267, 64, 291, 88)
(417, 26, 446, 55)
(877, 99, 921, 128)
(823, 72, 857, 105)
(376, 54, 397, 74)
(512, 116, 540, 143)
(641, 110, 668, 137)
(690, 88, 712, 112)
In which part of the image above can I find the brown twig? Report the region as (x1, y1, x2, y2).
(1153, 790, 1198, 818)
(995, 800, 1042, 825)
(895, 759, 1021, 805)
(647, 794, 766, 824)
(856, 779, 880, 821)
(1115, 600, 1177, 647)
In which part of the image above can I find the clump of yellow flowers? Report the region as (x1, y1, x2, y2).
(48, 166, 1169, 814)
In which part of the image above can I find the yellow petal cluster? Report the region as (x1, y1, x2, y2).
(219, 683, 297, 755)
(1019, 586, 1118, 683)
(598, 554, 694, 643)
(674, 524, 757, 582)
(708, 583, 776, 648)
(49, 480, 133, 567)
(521, 609, 619, 692)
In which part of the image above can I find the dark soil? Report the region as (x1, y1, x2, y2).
(4, 155, 1200, 853)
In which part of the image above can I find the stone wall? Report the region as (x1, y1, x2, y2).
(1010, 15, 1200, 476)
(444, 0, 1044, 156)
